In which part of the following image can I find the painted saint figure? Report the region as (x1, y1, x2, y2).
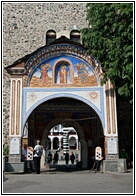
(76, 63, 89, 83)
(41, 63, 51, 84)
(58, 65, 69, 83)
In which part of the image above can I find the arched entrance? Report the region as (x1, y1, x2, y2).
(5, 36, 121, 173)
(22, 97, 104, 169)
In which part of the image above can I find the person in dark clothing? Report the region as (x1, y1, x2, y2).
(54, 151, 59, 164)
(48, 151, 53, 164)
(91, 156, 104, 171)
(120, 149, 129, 169)
(22, 144, 34, 173)
(70, 152, 75, 164)
(65, 152, 69, 164)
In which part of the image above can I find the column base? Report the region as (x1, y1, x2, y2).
(102, 159, 127, 173)
(5, 162, 25, 173)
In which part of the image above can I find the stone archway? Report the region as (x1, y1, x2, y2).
(5, 36, 121, 173)
(41, 118, 88, 169)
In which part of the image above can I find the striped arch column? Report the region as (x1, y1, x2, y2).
(10, 78, 22, 136)
(9, 78, 22, 163)
(105, 79, 117, 135)
(104, 79, 119, 160)
(50, 138, 53, 150)
(63, 133, 69, 155)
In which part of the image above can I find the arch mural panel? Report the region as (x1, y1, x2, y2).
(24, 41, 102, 87)
(29, 55, 98, 87)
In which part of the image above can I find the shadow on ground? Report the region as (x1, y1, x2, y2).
(42, 163, 87, 173)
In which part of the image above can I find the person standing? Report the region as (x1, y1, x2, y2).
(65, 152, 69, 164)
(22, 144, 34, 173)
(70, 152, 75, 164)
(120, 149, 129, 169)
(33, 140, 43, 174)
(75, 153, 79, 164)
(53, 151, 59, 164)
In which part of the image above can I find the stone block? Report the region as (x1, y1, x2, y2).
(6, 162, 25, 173)
(103, 159, 127, 173)
(103, 160, 118, 173)
(3, 156, 8, 172)
(118, 158, 127, 172)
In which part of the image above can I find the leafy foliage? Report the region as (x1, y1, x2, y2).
(3, 146, 9, 156)
(82, 3, 133, 103)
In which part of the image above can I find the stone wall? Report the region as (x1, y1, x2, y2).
(3, 3, 88, 144)
(3, 3, 88, 66)
(3, 3, 133, 152)
(3, 71, 10, 144)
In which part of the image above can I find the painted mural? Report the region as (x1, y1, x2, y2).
(30, 55, 98, 87)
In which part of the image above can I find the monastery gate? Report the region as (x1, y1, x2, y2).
(5, 36, 125, 172)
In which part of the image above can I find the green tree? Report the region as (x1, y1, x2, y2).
(82, 3, 133, 103)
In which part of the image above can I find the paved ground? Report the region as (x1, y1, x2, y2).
(3, 167, 134, 194)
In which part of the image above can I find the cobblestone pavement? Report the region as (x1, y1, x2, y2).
(3, 168, 134, 194)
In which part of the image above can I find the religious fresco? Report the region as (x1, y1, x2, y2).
(55, 63, 70, 84)
(30, 55, 98, 87)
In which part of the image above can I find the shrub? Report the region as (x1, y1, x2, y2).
(3, 146, 9, 156)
